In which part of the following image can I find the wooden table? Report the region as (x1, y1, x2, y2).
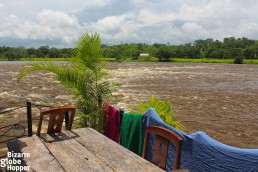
(7, 128, 164, 172)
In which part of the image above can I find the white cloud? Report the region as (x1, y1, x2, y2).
(235, 22, 258, 39)
(35, 10, 83, 43)
(37, 10, 79, 27)
(182, 22, 210, 39)
(0, 9, 85, 46)
(92, 16, 124, 33)
(137, 9, 175, 26)
(1, 0, 258, 47)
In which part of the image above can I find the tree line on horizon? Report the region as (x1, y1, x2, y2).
(1, 36, 258, 61)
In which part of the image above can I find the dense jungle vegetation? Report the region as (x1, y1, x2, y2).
(1, 37, 258, 63)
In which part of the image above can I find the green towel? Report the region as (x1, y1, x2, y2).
(120, 113, 143, 156)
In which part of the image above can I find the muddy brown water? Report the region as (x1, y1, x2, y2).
(0, 61, 257, 149)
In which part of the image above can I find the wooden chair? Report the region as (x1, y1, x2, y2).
(142, 126, 183, 171)
(37, 106, 76, 136)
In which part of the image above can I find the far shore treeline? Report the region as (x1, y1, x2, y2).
(1, 37, 258, 63)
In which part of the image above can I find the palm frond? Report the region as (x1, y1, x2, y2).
(18, 32, 111, 132)
(138, 96, 184, 131)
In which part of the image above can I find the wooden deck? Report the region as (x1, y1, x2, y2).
(7, 128, 164, 172)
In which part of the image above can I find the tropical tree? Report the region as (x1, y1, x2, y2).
(155, 46, 173, 61)
(4, 47, 28, 61)
(18, 33, 111, 132)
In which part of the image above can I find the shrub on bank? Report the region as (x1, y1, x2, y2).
(234, 56, 244, 64)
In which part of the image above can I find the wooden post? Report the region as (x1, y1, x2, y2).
(119, 107, 124, 127)
(27, 98, 32, 137)
(65, 112, 69, 130)
(64, 103, 69, 130)
(98, 96, 102, 105)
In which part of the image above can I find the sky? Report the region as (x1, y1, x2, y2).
(0, 0, 258, 48)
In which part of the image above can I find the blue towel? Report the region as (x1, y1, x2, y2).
(143, 108, 258, 172)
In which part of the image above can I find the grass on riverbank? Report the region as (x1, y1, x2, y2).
(123, 57, 258, 64)
(172, 58, 234, 63)
(24, 57, 117, 62)
(1, 57, 258, 64)
(0, 57, 117, 62)
(22, 57, 68, 61)
(172, 58, 258, 64)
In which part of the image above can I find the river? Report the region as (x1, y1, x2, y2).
(0, 61, 258, 148)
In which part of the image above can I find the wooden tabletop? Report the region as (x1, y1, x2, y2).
(8, 128, 164, 172)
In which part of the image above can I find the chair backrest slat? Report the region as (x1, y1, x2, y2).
(152, 135, 169, 168)
(37, 106, 76, 136)
(142, 126, 183, 171)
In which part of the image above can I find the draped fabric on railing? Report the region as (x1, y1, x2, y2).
(143, 108, 258, 172)
(103, 102, 121, 143)
(120, 113, 143, 156)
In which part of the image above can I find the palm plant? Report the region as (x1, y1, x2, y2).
(138, 96, 184, 131)
(18, 33, 111, 132)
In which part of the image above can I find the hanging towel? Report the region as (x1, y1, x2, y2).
(143, 108, 258, 172)
(120, 113, 143, 156)
(103, 102, 121, 143)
